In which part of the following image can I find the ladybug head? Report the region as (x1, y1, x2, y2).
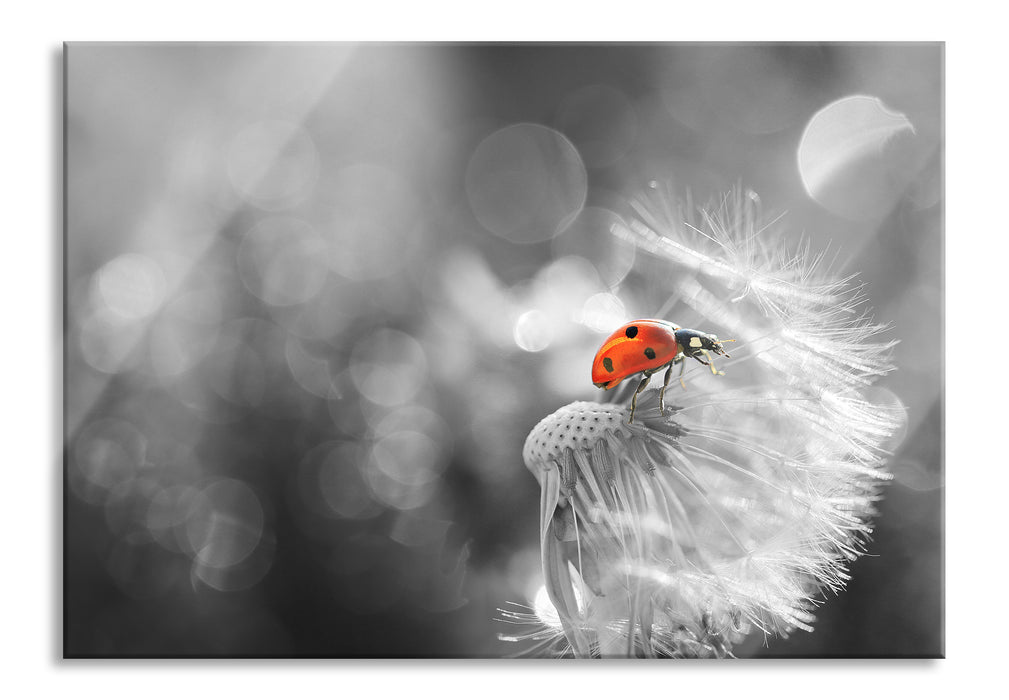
(674, 329, 733, 358)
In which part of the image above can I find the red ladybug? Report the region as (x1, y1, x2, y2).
(591, 319, 734, 423)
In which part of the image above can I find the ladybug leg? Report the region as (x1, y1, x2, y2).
(628, 371, 654, 424)
(699, 349, 725, 376)
(659, 361, 676, 415)
(677, 357, 688, 390)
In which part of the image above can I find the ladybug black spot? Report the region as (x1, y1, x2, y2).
(602, 357, 614, 373)
(644, 347, 656, 360)
(625, 325, 638, 338)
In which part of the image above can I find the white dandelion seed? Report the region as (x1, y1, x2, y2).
(506, 186, 905, 658)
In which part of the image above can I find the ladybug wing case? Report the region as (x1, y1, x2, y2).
(591, 321, 681, 389)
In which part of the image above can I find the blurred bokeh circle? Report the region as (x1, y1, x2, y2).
(465, 123, 587, 244)
(513, 309, 553, 353)
(186, 478, 265, 569)
(580, 291, 627, 333)
(798, 95, 918, 221)
(94, 253, 168, 322)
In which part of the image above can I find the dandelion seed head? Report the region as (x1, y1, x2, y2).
(511, 186, 905, 658)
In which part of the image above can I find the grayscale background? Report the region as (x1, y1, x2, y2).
(64, 43, 942, 657)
